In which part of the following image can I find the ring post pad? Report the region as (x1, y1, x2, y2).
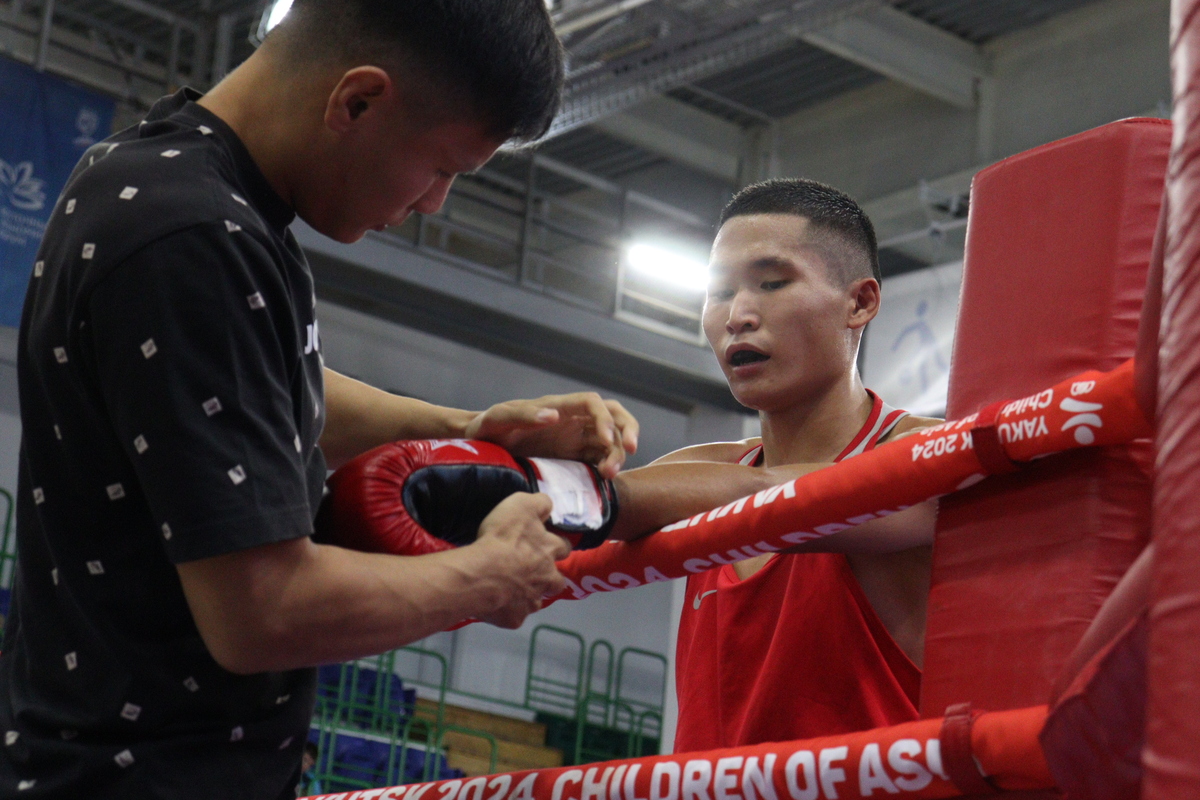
(940, 702, 999, 796)
(971, 400, 1021, 475)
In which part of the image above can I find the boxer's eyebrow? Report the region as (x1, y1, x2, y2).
(708, 255, 795, 277)
(746, 255, 796, 271)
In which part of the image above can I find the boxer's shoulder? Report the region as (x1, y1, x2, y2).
(651, 438, 761, 466)
(881, 414, 943, 443)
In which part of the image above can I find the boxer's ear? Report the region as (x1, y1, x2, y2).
(324, 66, 393, 134)
(847, 277, 880, 330)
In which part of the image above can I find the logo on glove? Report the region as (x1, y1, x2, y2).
(428, 440, 480, 455)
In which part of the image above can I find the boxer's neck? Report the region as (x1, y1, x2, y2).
(758, 368, 873, 467)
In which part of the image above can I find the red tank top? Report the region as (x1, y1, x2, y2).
(673, 392, 920, 752)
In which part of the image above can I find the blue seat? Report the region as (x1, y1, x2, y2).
(316, 664, 413, 731)
(399, 749, 461, 782)
(328, 734, 391, 789)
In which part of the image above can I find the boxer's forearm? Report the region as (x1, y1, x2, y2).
(609, 461, 936, 552)
(609, 461, 825, 541)
(321, 369, 474, 468)
(178, 538, 512, 674)
(786, 499, 937, 554)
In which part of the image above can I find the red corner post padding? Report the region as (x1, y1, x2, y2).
(920, 119, 1168, 720)
(551, 361, 1147, 602)
(301, 706, 1052, 800)
(1035, 188, 1171, 797)
(1146, 2, 1200, 795)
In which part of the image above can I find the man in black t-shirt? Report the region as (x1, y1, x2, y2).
(0, 3, 639, 798)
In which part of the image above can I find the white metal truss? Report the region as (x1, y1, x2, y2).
(0, 0, 257, 108)
(547, 0, 874, 138)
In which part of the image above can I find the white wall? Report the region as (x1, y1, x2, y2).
(862, 262, 963, 417)
(775, 0, 1170, 201)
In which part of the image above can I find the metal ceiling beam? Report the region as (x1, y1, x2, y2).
(556, 0, 658, 37)
(546, 0, 873, 138)
(34, 0, 53, 70)
(591, 94, 743, 182)
(103, 0, 202, 33)
(210, 9, 238, 82)
(797, 1, 988, 109)
(1, 3, 189, 104)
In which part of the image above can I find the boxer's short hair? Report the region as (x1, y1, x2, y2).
(273, 0, 563, 143)
(719, 178, 881, 286)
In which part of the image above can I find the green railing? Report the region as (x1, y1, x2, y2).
(0, 486, 15, 582)
(571, 645, 667, 764)
(394, 716, 439, 782)
(311, 623, 668, 791)
(614, 647, 668, 740)
(523, 625, 586, 719)
(583, 639, 615, 716)
(324, 651, 407, 734)
(310, 697, 403, 792)
(398, 646, 449, 733)
(310, 646, 486, 792)
(0, 487, 15, 645)
(435, 724, 499, 775)
(311, 697, 463, 791)
(572, 698, 665, 764)
(628, 709, 664, 758)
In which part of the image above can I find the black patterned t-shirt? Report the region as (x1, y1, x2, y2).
(0, 89, 326, 800)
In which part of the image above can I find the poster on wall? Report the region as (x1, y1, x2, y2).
(862, 261, 962, 417)
(0, 57, 114, 328)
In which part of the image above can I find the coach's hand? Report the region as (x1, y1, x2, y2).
(465, 393, 639, 479)
(468, 493, 570, 629)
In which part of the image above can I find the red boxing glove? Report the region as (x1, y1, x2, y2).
(315, 439, 619, 556)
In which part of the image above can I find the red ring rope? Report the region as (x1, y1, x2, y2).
(300, 705, 1052, 800)
(550, 359, 1148, 603)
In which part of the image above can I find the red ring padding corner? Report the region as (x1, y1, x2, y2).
(1034, 173, 1172, 799)
(1145, 0, 1200, 795)
(920, 117, 1168, 725)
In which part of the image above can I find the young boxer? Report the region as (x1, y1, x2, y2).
(324, 179, 942, 749)
(650, 179, 940, 749)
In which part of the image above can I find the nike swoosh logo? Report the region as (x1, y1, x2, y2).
(693, 589, 718, 610)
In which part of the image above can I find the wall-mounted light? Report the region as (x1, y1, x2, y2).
(625, 242, 709, 293)
(254, 0, 294, 44)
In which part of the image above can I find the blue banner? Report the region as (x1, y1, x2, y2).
(0, 57, 114, 328)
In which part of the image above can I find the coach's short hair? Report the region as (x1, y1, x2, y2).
(719, 178, 881, 286)
(275, 0, 563, 143)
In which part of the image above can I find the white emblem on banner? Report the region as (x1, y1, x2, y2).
(0, 159, 46, 211)
(73, 108, 100, 147)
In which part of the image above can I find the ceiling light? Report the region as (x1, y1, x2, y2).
(625, 242, 709, 292)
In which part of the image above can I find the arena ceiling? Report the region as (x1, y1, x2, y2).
(5, 0, 1107, 125)
(0, 0, 1111, 261)
(542, 0, 1103, 177)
